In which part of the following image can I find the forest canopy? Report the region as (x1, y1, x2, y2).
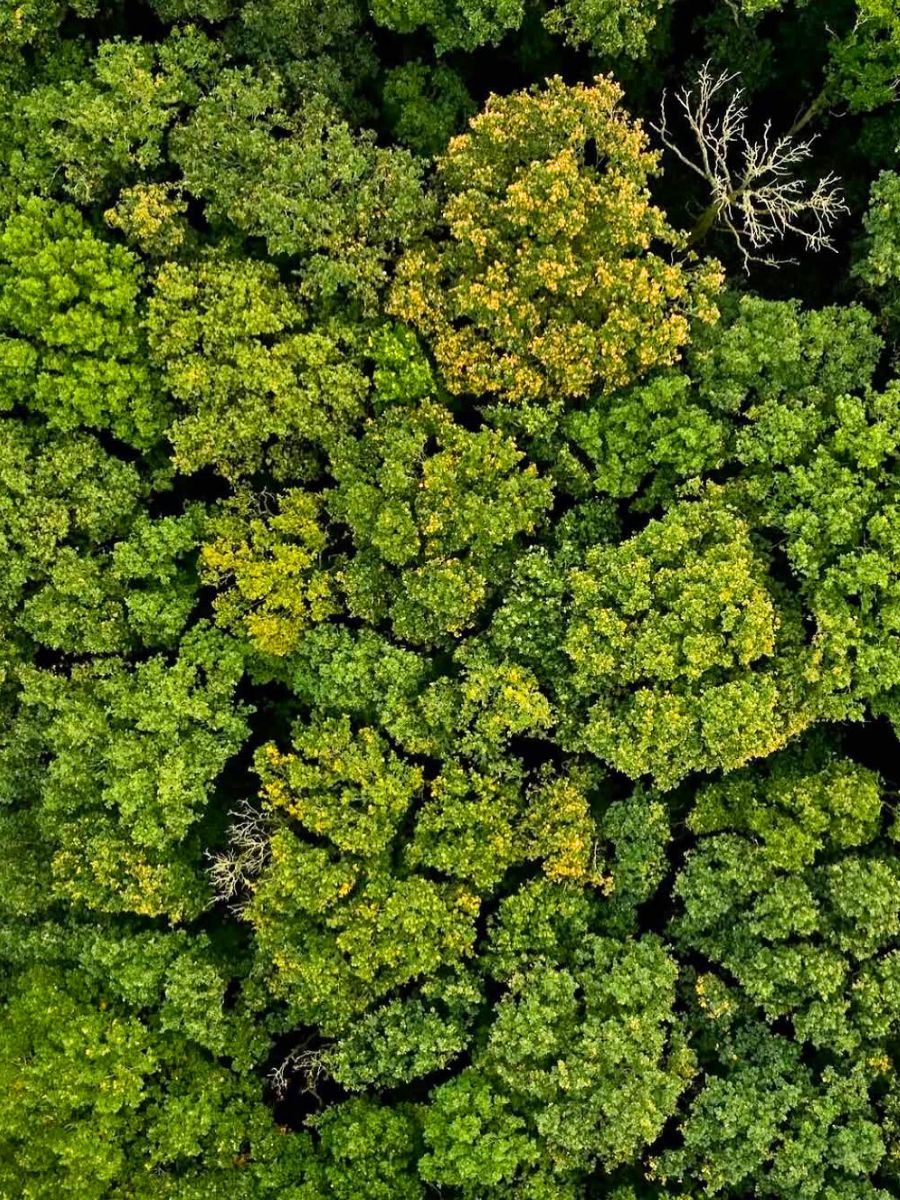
(4, 1, 900, 1197)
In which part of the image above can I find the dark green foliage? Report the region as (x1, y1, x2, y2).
(6, 4, 900, 1199)
(659, 1031, 890, 1199)
(857, 169, 900, 332)
(382, 61, 475, 157)
(303, 1099, 424, 1200)
(660, 748, 900, 1198)
(367, 0, 525, 53)
(171, 71, 432, 313)
(14, 28, 224, 205)
(543, 0, 666, 59)
(327, 400, 554, 644)
(2, 626, 249, 921)
(325, 970, 481, 1090)
(230, 0, 376, 107)
(708, 0, 900, 116)
(422, 936, 690, 1193)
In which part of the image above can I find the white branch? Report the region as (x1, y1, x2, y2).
(269, 1046, 326, 1099)
(207, 799, 271, 910)
(653, 61, 848, 270)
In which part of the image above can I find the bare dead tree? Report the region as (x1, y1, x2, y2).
(207, 798, 271, 911)
(268, 1045, 327, 1100)
(654, 62, 848, 269)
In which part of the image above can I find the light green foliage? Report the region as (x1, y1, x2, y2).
(486, 548, 571, 682)
(260, 717, 423, 855)
(367, 323, 435, 409)
(18, 924, 257, 1062)
(829, 0, 900, 113)
(407, 759, 527, 889)
(0, 57, 54, 221)
(857, 169, 900, 326)
(553, 297, 900, 761)
(269, 624, 432, 727)
(543, 0, 666, 59)
(762, 381, 900, 710)
(244, 826, 480, 1032)
(406, 760, 606, 891)
(563, 493, 812, 786)
(382, 645, 553, 762)
(202, 488, 338, 656)
(450, 786, 666, 981)
(104, 182, 192, 258)
(201, 392, 551, 652)
(171, 70, 431, 312)
(672, 299, 900, 720)
(1, 965, 163, 1198)
(420, 1070, 541, 1190)
(244, 684, 600, 1040)
(246, 722, 481, 1032)
(329, 400, 553, 644)
(0, 198, 168, 446)
(382, 62, 475, 157)
(688, 744, 883, 870)
(518, 765, 610, 888)
(0, 422, 142, 639)
(146, 254, 369, 477)
(805, 485, 900, 697)
(483, 878, 602, 981)
(0, 807, 50, 919)
(659, 749, 900, 1197)
(368, 0, 525, 53)
(601, 787, 672, 932)
(563, 297, 882, 510)
(690, 297, 883, 471)
(563, 372, 729, 505)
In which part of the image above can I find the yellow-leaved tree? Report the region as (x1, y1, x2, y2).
(389, 74, 723, 437)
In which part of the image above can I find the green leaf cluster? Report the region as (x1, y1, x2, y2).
(4, 6, 900, 1199)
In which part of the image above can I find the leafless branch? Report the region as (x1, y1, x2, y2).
(207, 799, 271, 910)
(653, 62, 848, 270)
(269, 1046, 327, 1100)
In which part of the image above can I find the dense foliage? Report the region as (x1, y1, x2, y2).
(4, 2, 900, 1197)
